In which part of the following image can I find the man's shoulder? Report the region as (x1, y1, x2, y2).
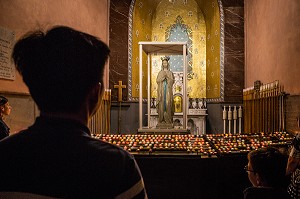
(0, 129, 26, 145)
(71, 136, 136, 168)
(244, 187, 289, 199)
(86, 136, 132, 157)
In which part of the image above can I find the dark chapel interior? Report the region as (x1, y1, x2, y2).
(1, 0, 300, 198)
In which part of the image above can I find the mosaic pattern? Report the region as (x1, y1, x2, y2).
(165, 16, 193, 78)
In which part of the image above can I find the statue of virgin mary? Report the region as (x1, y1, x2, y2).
(156, 56, 174, 128)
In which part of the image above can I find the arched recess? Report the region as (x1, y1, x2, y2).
(128, 0, 224, 102)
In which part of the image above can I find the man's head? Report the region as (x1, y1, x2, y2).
(0, 96, 8, 107)
(12, 26, 110, 114)
(0, 96, 11, 117)
(246, 147, 287, 188)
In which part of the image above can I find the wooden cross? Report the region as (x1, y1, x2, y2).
(114, 81, 126, 102)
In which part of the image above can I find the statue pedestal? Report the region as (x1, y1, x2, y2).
(149, 108, 207, 135)
(156, 123, 173, 129)
(137, 128, 189, 134)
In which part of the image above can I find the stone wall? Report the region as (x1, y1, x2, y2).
(223, 0, 244, 102)
(244, 0, 300, 95)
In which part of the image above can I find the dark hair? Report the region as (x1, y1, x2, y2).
(248, 147, 287, 188)
(12, 26, 110, 113)
(0, 96, 8, 106)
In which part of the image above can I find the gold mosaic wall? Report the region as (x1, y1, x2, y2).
(199, 0, 221, 98)
(131, 0, 220, 99)
(131, 0, 153, 98)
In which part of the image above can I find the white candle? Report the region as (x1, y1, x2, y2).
(233, 106, 237, 134)
(238, 106, 242, 118)
(223, 106, 227, 134)
(238, 106, 242, 133)
(228, 106, 232, 134)
(223, 106, 227, 120)
(228, 106, 232, 120)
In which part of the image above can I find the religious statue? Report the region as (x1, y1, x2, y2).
(156, 56, 175, 128)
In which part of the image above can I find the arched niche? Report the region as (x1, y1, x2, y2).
(128, 0, 224, 102)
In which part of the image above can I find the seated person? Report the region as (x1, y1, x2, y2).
(0, 96, 11, 140)
(0, 26, 147, 199)
(286, 132, 300, 198)
(243, 147, 289, 199)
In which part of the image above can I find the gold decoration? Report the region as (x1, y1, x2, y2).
(174, 95, 183, 113)
(175, 85, 182, 93)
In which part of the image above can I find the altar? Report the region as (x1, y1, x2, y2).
(149, 109, 207, 135)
